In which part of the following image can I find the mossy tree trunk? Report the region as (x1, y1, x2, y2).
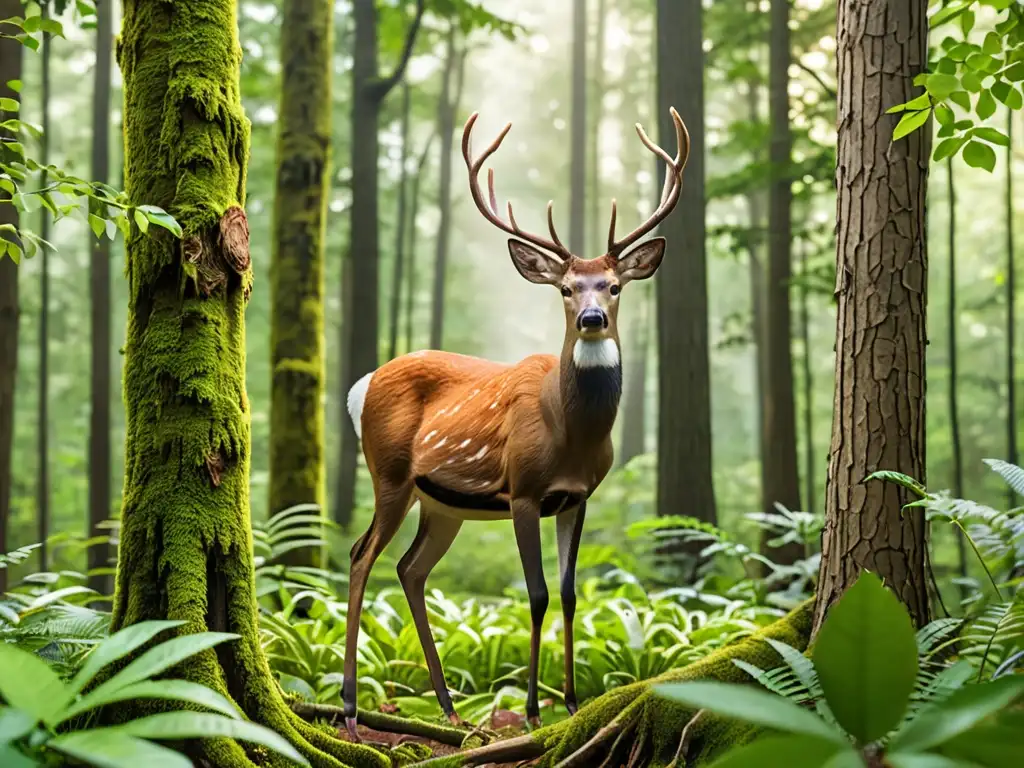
(269, 0, 333, 566)
(112, 3, 385, 766)
(0, 0, 23, 594)
(814, 0, 931, 633)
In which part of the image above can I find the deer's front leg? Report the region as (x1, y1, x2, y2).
(512, 497, 547, 728)
(556, 500, 586, 715)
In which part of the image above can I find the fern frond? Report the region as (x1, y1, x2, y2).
(960, 596, 1024, 676)
(984, 459, 1024, 498)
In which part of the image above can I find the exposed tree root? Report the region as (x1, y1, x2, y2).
(405, 599, 814, 768)
(291, 701, 474, 748)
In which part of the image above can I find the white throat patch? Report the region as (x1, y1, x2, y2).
(572, 338, 620, 369)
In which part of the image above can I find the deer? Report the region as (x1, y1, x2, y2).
(340, 106, 689, 738)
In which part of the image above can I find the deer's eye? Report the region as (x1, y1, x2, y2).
(561, 286, 572, 298)
(609, 284, 620, 296)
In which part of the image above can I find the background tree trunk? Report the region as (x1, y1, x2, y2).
(655, 0, 717, 526)
(1006, 110, 1017, 505)
(405, 131, 435, 353)
(336, 0, 424, 527)
(388, 81, 411, 360)
(619, 287, 649, 465)
(798, 235, 815, 516)
(587, 0, 607, 254)
(269, 0, 332, 566)
(88, 0, 113, 596)
(763, 0, 802, 565)
(112, 4, 384, 765)
(0, 0, 23, 592)
(813, 0, 931, 634)
(947, 159, 968, 595)
(569, 0, 586, 255)
(37, 9, 51, 571)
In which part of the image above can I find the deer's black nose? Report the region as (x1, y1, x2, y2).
(577, 308, 607, 331)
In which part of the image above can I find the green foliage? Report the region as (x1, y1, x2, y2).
(0, 620, 309, 767)
(657, 571, 1024, 767)
(253, 503, 343, 598)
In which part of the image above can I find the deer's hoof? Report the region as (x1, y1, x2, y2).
(344, 716, 361, 743)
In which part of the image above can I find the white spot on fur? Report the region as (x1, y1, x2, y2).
(423, 430, 438, 444)
(459, 439, 471, 449)
(468, 446, 489, 461)
(573, 338, 620, 369)
(346, 371, 375, 439)
(452, 404, 462, 414)
(436, 407, 448, 416)
(446, 458, 457, 465)
(490, 400, 499, 409)
(435, 437, 447, 449)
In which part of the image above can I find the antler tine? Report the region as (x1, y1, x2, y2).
(607, 107, 690, 258)
(606, 199, 618, 253)
(546, 201, 568, 254)
(461, 111, 572, 261)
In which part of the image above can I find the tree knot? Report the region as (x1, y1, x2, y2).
(218, 205, 250, 275)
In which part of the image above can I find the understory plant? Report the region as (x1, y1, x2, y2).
(658, 571, 1024, 767)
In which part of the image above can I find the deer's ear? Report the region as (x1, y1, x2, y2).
(508, 239, 566, 285)
(616, 237, 665, 283)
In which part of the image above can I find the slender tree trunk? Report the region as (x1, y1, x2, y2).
(405, 131, 435, 353)
(619, 287, 649, 465)
(588, 0, 607, 254)
(947, 159, 969, 596)
(813, 0, 931, 634)
(269, 0, 333, 567)
(428, 28, 464, 351)
(798, 235, 815, 517)
(112, 4, 384, 765)
(0, 0, 23, 591)
(388, 81, 411, 360)
(87, 0, 113, 596)
(336, 0, 424, 527)
(37, 10, 51, 570)
(570, 0, 587, 255)
(655, 0, 717, 527)
(1006, 110, 1017, 504)
(764, 0, 802, 564)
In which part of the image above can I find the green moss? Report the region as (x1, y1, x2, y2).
(268, 0, 332, 567)
(112, 1, 381, 766)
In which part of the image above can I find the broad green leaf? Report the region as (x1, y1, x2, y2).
(136, 205, 183, 237)
(950, 91, 972, 110)
(116, 712, 310, 766)
(983, 32, 1002, 56)
(84, 631, 239, 703)
(961, 10, 975, 36)
(49, 730, 191, 768)
(888, 676, 1024, 753)
(934, 136, 968, 161)
(926, 74, 959, 101)
(938, 722, 1024, 767)
(132, 208, 149, 234)
(709, 735, 851, 768)
(813, 571, 918, 745)
(963, 140, 997, 172)
(68, 620, 184, 698)
(934, 104, 955, 126)
(0, 708, 36, 744)
(57, 679, 241, 724)
(962, 72, 984, 92)
(655, 681, 845, 743)
(894, 109, 931, 140)
(992, 81, 1023, 109)
(973, 127, 1010, 146)
(0, 643, 71, 724)
(88, 213, 105, 238)
(976, 90, 997, 120)
(5, 79, 20, 92)
(0, 96, 18, 112)
(0, 745, 37, 768)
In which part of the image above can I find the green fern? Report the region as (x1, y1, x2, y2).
(983, 458, 1024, 499)
(960, 595, 1024, 678)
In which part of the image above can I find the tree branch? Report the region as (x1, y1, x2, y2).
(794, 60, 836, 101)
(374, 0, 427, 101)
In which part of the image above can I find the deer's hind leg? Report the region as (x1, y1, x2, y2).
(341, 475, 415, 739)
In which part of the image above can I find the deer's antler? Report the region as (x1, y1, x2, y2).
(461, 112, 572, 262)
(607, 107, 690, 259)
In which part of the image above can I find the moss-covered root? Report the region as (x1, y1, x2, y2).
(407, 600, 814, 768)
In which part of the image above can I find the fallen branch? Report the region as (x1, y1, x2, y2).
(290, 701, 470, 747)
(406, 734, 545, 767)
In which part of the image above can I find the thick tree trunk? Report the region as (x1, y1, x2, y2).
(113, 3, 387, 766)
(336, 0, 423, 527)
(813, 0, 931, 634)
(763, 0, 802, 565)
(388, 81, 411, 360)
(428, 27, 463, 351)
(0, 0, 23, 593)
(88, 0, 114, 596)
(1006, 111, 1017, 505)
(38, 11, 52, 571)
(570, 0, 586, 256)
(269, 0, 332, 567)
(655, 0, 717, 525)
(404, 132, 435, 353)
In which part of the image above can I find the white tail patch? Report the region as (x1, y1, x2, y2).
(346, 371, 375, 439)
(573, 338, 620, 369)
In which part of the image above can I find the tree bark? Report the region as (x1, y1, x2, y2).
(336, 0, 424, 528)
(404, 131, 435, 353)
(570, 0, 586, 256)
(269, 0, 332, 567)
(88, 0, 114, 596)
(798, 236, 815, 518)
(655, 0, 717, 526)
(428, 27, 464, 351)
(1006, 110, 1017, 505)
(37, 9, 52, 571)
(387, 81, 411, 360)
(0, 0, 23, 592)
(587, 0, 607, 255)
(764, 0, 802, 565)
(813, 0, 931, 634)
(619, 287, 649, 465)
(113, 3, 388, 765)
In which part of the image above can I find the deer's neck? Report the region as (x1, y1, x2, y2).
(557, 335, 623, 441)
